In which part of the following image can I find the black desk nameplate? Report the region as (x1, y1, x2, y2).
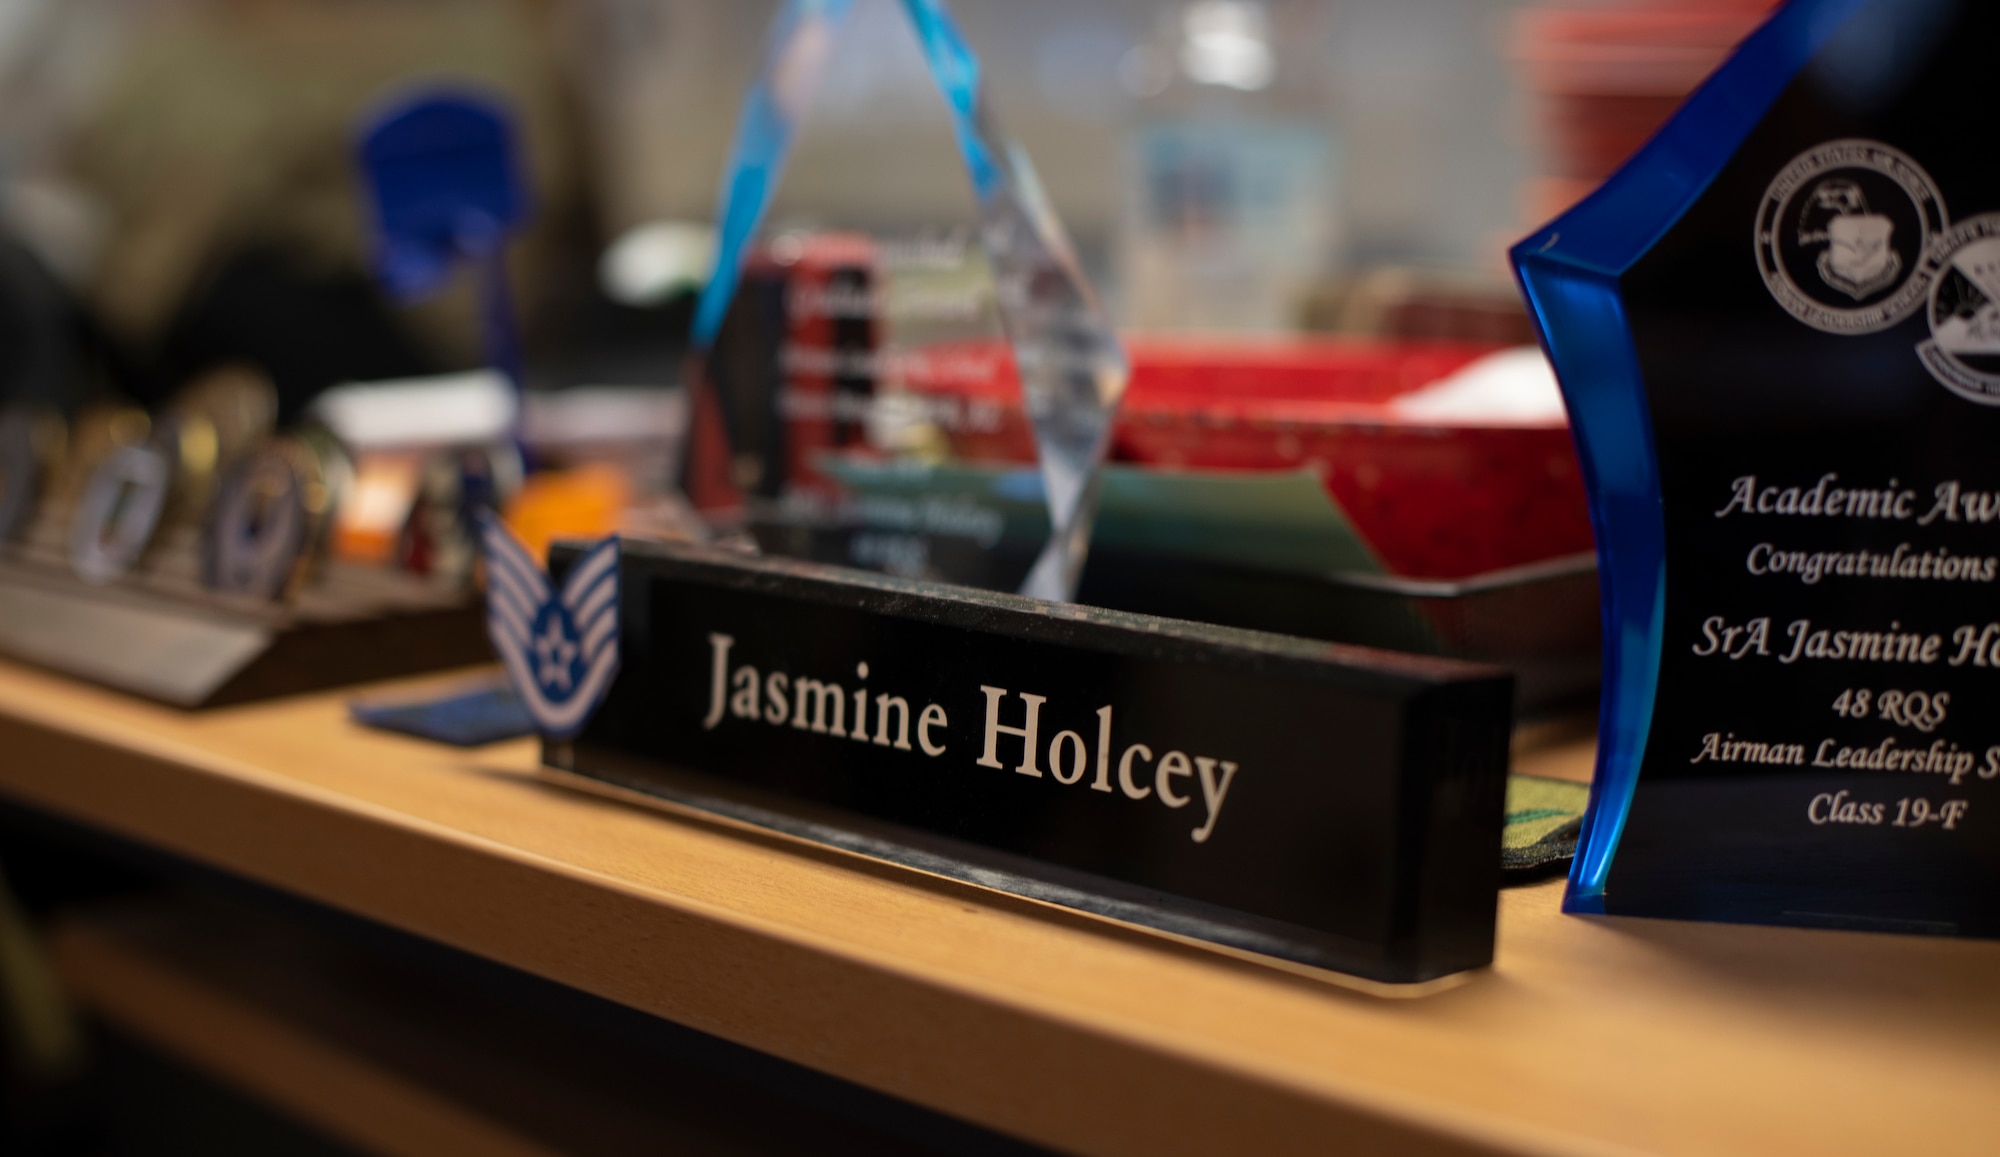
(550, 542, 1513, 985)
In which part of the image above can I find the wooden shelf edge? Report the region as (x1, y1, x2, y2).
(0, 690, 1611, 1157)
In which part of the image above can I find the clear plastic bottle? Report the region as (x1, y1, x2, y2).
(1116, 0, 1342, 334)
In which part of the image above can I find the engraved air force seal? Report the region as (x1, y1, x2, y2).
(1755, 139, 1946, 335)
(1917, 214, 2000, 406)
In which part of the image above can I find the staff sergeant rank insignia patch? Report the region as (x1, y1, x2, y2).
(479, 515, 621, 738)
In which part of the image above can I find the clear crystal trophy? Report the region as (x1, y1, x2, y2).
(687, 0, 1128, 602)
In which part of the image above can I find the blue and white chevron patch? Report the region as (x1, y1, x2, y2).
(479, 515, 620, 739)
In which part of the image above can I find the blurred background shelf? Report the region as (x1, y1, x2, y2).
(54, 899, 571, 1157)
(0, 660, 1996, 1157)
(51, 892, 1027, 1157)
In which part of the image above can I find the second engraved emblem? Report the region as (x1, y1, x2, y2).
(1917, 215, 2000, 405)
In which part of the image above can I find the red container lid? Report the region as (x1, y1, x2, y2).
(893, 336, 1595, 580)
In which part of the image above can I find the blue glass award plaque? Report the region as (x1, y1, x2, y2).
(1515, 0, 2000, 935)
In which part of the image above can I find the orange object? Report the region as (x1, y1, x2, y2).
(501, 463, 630, 563)
(333, 453, 422, 564)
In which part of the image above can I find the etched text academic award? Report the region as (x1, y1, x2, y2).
(1516, 0, 2000, 935)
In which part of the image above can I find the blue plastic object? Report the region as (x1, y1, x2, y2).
(350, 678, 533, 747)
(357, 90, 530, 389)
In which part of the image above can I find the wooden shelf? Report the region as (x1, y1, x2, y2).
(2, 659, 1997, 1156)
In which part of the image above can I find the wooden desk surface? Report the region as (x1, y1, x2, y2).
(1, 659, 1995, 1157)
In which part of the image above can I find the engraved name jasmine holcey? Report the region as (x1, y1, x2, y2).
(699, 633, 1243, 843)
